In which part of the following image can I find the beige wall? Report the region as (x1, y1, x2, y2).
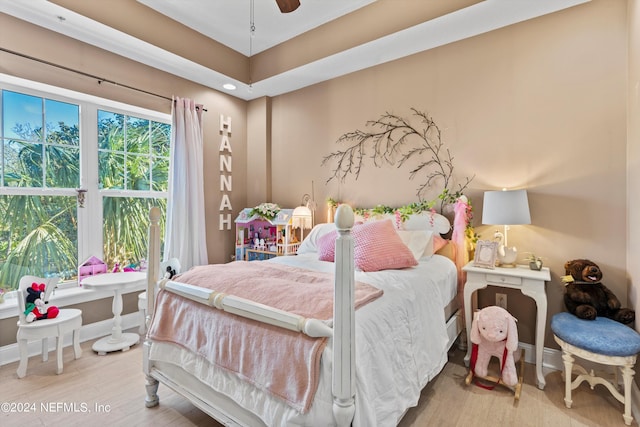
(264, 0, 630, 348)
(0, 0, 636, 354)
(246, 97, 272, 207)
(629, 0, 640, 333)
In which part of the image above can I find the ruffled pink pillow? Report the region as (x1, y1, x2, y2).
(352, 219, 418, 272)
(317, 230, 337, 262)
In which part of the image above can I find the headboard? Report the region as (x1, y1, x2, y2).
(298, 208, 455, 262)
(353, 211, 451, 235)
(324, 200, 473, 294)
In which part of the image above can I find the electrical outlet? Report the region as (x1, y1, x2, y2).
(496, 293, 507, 309)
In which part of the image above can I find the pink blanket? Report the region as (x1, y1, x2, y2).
(147, 261, 383, 413)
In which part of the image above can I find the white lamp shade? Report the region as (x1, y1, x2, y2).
(482, 189, 531, 225)
(292, 205, 313, 229)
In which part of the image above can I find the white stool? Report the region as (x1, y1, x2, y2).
(551, 312, 640, 425)
(16, 276, 82, 378)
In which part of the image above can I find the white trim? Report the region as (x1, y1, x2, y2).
(519, 341, 619, 373)
(0, 311, 142, 366)
(0, 282, 145, 320)
(0, 73, 171, 121)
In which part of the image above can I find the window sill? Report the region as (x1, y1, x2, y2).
(0, 282, 146, 320)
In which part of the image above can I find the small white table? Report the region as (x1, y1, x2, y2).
(81, 271, 146, 355)
(463, 262, 551, 389)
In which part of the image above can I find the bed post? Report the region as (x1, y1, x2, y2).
(146, 207, 161, 331)
(332, 205, 356, 426)
(143, 206, 161, 408)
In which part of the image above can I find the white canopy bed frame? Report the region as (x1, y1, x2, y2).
(143, 204, 465, 426)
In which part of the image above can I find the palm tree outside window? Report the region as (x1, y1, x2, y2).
(0, 84, 168, 291)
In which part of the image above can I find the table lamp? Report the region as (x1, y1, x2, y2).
(292, 203, 313, 241)
(482, 189, 531, 267)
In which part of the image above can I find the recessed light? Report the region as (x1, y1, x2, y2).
(223, 83, 236, 90)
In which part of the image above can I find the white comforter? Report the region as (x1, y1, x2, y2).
(149, 253, 457, 426)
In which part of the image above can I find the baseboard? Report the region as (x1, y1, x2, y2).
(0, 312, 142, 366)
(518, 342, 564, 372)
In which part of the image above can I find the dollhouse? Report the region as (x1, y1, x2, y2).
(77, 256, 108, 283)
(234, 208, 301, 261)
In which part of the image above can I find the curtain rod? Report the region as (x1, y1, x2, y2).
(0, 47, 207, 111)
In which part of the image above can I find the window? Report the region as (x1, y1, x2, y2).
(98, 110, 170, 269)
(0, 79, 169, 290)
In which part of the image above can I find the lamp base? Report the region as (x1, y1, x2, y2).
(498, 262, 517, 268)
(497, 246, 518, 268)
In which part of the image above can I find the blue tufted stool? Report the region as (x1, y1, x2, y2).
(551, 312, 640, 425)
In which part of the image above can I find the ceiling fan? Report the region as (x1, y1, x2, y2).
(275, 0, 301, 13)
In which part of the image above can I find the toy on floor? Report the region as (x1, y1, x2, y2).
(24, 282, 59, 322)
(563, 259, 635, 325)
(465, 305, 524, 400)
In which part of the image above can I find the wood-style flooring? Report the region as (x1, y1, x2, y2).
(0, 333, 635, 426)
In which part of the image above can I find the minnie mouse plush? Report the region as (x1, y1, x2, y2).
(24, 283, 59, 322)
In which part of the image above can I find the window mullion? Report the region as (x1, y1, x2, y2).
(77, 103, 103, 265)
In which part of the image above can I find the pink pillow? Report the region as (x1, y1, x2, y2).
(433, 234, 448, 252)
(317, 230, 337, 262)
(352, 220, 418, 272)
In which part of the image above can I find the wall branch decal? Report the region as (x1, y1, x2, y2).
(322, 108, 474, 211)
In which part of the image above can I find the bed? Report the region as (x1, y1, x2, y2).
(142, 204, 467, 426)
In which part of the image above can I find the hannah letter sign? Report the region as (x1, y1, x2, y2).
(219, 115, 233, 230)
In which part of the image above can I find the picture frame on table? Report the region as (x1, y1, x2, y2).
(473, 240, 498, 269)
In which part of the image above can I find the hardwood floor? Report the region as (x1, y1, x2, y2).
(401, 349, 636, 427)
(0, 334, 635, 426)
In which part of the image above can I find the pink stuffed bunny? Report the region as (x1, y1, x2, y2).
(470, 305, 519, 386)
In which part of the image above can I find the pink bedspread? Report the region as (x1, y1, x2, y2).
(147, 261, 383, 413)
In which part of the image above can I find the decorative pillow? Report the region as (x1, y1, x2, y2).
(352, 219, 418, 272)
(316, 230, 338, 261)
(296, 223, 336, 254)
(397, 230, 434, 260)
(435, 238, 455, 260)
(433, 234, 448, 253)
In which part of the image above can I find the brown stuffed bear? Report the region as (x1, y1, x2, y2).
(563, 259, 635, 325)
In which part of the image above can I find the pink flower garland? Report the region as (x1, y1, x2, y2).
(394, 210, 402, 229)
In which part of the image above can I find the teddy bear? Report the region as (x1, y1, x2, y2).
(24, 282, 59, 322)
(563, 259, 635, 325)
(470, 305, 519, 386)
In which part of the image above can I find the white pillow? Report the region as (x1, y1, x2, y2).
(397, 229, 435, 260)
(296, 222, 336, 254)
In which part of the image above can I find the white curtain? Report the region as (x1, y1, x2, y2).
(163, 97, 208, 271)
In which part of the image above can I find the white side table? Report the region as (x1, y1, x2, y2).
(81, 271, 146, 355)
(463, 262, 551, 389)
